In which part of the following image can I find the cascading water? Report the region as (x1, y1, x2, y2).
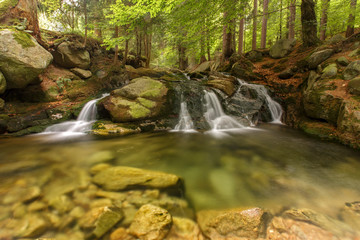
(204, 90, 245, 130)
(43, 93, 109, 135)
(238, 80, 283, 123)
(173, 100, 196, 132)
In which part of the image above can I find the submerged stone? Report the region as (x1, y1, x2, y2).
(17, 214, 48, 238)
(129, 204, 172, 240)
(92, 166, 183, 192)
(167, 217, 203, 240)
(197, 207, 268, 239)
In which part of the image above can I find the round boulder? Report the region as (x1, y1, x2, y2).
(269, 39, 297, 59)
(53, 41, 90, 69)
(348, 77, 360, 95)
(0, 29, 53, 89)
(0, 71, 6, 94)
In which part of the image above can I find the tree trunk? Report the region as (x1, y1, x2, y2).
(238, 17, 245, 54)
(114, 25, 119, 65)
(200, 33, 207, 63)
(144, 25, 152, 68)
(288, 0, 296, 39)
(123, 38, 129, 65)
(346, 0, 357, 37)
(279, 0, 283, 39)
(206, 28, 211, 61)
(232, 19, 236, 53)
(319, 0, 330, 41)
(261, 0, 269, 48)
(178, 45, 188, 70)
(301, 0, 320, 47)
(252, 0, 258, 50)
(83, 0, 88, 47)
(222, 12, 233, 60)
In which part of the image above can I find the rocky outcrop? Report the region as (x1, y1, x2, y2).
(0, 29, 53, 89)
(70, 68, 92, 79)
(92, 166, 183, 192)
(206, 74, 237, 96)
(269, 39, 297, 59)
(129, 204, 172, 240)
(53, 41, 90, 69)
(197, 207, 268, 239)
(307, 49, 334, 69)
(101, 77, 168, 122)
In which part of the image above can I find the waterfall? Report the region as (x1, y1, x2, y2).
(43, 93, 109, 135)
(204, 90, 245, 130)
(238, 80, 283, 124)
(173, 101, 196, 132)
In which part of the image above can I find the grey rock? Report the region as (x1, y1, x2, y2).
(348, 77, 360, 95)
(129, 204, 172, 240)
(0, 29, 53, 89)
(343, 60, 360, 80)
(307, 49, 334, 69)
(191, 61, 214, 73)
(269, 39, 297, 59)
(321, 63, 338, 79)
(53, 41, 90, 69)
(70, 67, 92, 79)
(278, 68, 295, 79)
(336, 56, 350, 66)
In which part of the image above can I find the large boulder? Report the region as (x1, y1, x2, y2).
(0, 71, 6, 94)
(53, 41, 90, 69)
(321, 63, 338, 79)
(191, 61, 214, 73)
(231, 62, 261, 82)
(197, 207, 268, 239)
(348, 77, 360, 95)
(343, 60, 360, 80)
(307, 49, 334, 69)
(92, 166, 183, 192)
(337, 99, 360, 148)
(269, 39, 297, 59)
(206, 74, 237, 96)
(303, 79, 343, 124)
(0, 29, 53, 89)
(101, 77, 168, 122)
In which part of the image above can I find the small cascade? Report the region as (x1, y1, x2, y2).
(204, 90, 245, 130)
(44, 93, 109, 135)
(238, 80, 283, 124)
(173, 101, 196, 132)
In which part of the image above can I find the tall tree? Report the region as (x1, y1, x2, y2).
(301, 0, 320, 47)
(279, 0, 283, 39)
(319, 0, 330, 41)
(83, 0, 88, 46)
(261, 0, 269, 48)
(346, 0, 357, 37)
(238, 17, 245, 54)
(252, 0, 258, 50)
(288, 0, 296, 39)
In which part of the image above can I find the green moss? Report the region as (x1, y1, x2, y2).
(129, 103, 150, 119)
(137, 97, 156, 108)
(0, 0, 18, 16)
(12, 30, 36, 48)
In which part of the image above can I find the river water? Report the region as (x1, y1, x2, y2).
(1, 124, 359, 220)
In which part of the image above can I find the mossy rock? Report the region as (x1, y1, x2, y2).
(299, 119, 338, 141)
(12, 30, 36, 48)
(348, 77, 360, 95)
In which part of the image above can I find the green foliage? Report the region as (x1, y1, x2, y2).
(56, 77, 72, 92)
(0, 0, 18, 16)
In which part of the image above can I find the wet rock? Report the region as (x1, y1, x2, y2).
(283, 208, 355, 238)
(267, 216, 337, 240)
(92, 166, 183, 192)
(321, 63, 338, 79)
(307, 49, 334, 69)
(0, 71, 6, 94)
(53, 41, 90, 69)
(197, 207, 268, 239)
(90, 198, 113, 209)
(167, 217, 203, 240)
(90, 163, 112, 175)
(343, 60, 360, 80)
(96, 190, 127, 200)
(348, 77, 360, 95)
(17, 214, 48, 238)
(28, 200, 47, 212)
(340, 201, 360, 230)
(129, 204, 172, 240)
(91, 121, 141, 137)
(80, 206, 124, 238)
(12, 202, 27, 218)
(336, 56, 350, 66)
(337, 100, 360, 148)
(303, 79, 342, 124)
(3, 186, 41, 204)
(0, 29, 53, 89)
(48, 194, 75, 214)
(70, 67, 92, 79)
(298, 119, 338, 141)
(88, 150, 115, 164)
(278, 68, 295, 79)
(110, 227, 136, 240)
(269, 39, 297, 59)
(101, 77, 168, 122)
(206, 75, 237, 96)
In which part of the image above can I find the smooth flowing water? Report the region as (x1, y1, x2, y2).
(1, 124, 359, 216)
(173, 101, 196, 132)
